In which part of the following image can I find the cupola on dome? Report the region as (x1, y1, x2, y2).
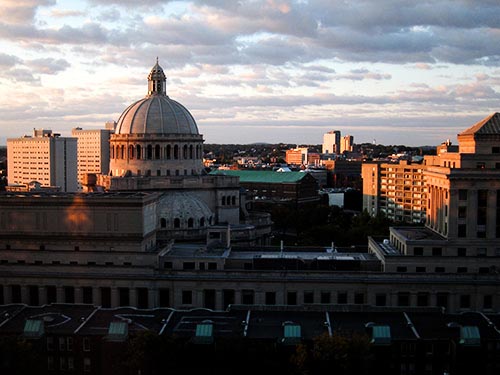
(114, 59, 198, 135)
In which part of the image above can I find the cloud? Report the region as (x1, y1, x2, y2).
(0, 52, 21, 68)
(27, 58, 70, 74)
(0, 0, 55, 24)
(50, 9, 86, 18)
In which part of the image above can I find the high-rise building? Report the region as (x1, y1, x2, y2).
(369, 112, 500, 276)
(7, 129, 78, 192)
(322, 130, 341, 154)
(340, 135, 354, 153)
(362, 160, 427, 223)
(71, 127, 111, 189)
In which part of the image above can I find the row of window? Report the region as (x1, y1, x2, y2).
(47, 356, 91, 372)
(0, 258, 132, 266)
(160, 216, 210, 229)
(395, 265, 494, 274)
(111, 143, 201, 161)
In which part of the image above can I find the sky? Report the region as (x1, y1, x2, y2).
(1, 0, 500, 146)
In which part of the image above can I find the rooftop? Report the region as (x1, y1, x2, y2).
(210, 170, 310, 183)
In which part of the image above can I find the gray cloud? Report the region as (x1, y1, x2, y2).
(27, 58, 70, 74)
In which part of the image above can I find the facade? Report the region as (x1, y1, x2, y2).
(340, 134, 354, 153)
(285, 147, 308, 165)
(369, 113, 500, 283)
(362, 160, 427, 223)
(7, 129, 78, 192)
(71, 128, 111, 190)
(322, 159, 362, 188)
(1, 304, 499, 375)
(322, 130, 341, 154)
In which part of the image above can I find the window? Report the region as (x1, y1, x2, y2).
(83, 358, 91, 373)
(183, 262, 195, 270)
(413, 247, 423, 256)
(397, 266, 407, 272)
(416, 267, 426, 273)
(458, 248, 466, 257)
(457, 267, 467, 273)
(174, 218, 180, 228)
(304, 291, 314, 304)
(159, 289, 170, 307)
(458, 189, 467, 201)
(67, 337, 73, 351)
(476, 162, 485, 169)
(47, 356, 54, 371)
(417, 293, 429, 306)
(458, 224, 467, 237)
(484, 295, 493, 309)
(354, 293, 364, 305)
(46, 336, 54, 351)
(479, 267, 490, 274)
(460, 295, 471, 309)
(436, 293, 448, 309)
(59, 337, 66, 351)
(398, 292, 410, 307)
(458, 206, 467, 218)
(432, 247, 442, 256)
(68, 357, 74, 371)
(164, 261, 172, 269)
(160, 218, 166, 228)
(83, 337, 90, 352)
(287, 291, 297, 305)
(208, 262, 217, 270)
(337, 292, 348, 304)
(182, 290, 192, 305)
(375, 294, 386, 306)
(477, 248, 487, 257)
(320, 291, 331, 304)
(265, 292, 276, 305)
(242, 290, 254, 305)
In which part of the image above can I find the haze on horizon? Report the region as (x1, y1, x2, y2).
(0, 0, 499, 146)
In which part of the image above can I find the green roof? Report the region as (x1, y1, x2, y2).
(23, 319, 44, 338)
(281, 324, 301, 345)
(107, 321, 128, 341)
(210, 170, 309, 183)
(460, 326, 481, 346)
(192, 323, 214, 344)
(371, 325, 391, 345)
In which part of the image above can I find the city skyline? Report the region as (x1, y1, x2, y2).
(1, 1, 500, 146)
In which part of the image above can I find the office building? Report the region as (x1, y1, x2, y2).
(71, 128, 111, 190)
(340, 135, 354, 153)
(322, 130, 341, 154)
(7, 129, 78, 192)
(362, 160, 427, 223)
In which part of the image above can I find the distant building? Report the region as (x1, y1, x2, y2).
(285, 147, 308, 165)
(322, 130, 341, 154)
(321, 159, 362, 188)
(362, 160, 427, 223)
(340, 135, 354, 153)
(7, 129, 78, 192)
(71, 127, 112, 190)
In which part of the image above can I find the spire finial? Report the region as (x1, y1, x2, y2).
(156, 56, 159, 64)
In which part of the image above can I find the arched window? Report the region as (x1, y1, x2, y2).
(121, 145, 125, 159)
(147, 145, 153, 160)
(174, 218, 180, 228)
(174, 145, 179, 160)
(110, 145, 115, 159)
(189, 145, 193, 159)
(166, 145, 171, 159)
(155, 145, 161, 159)
(160, 218, 166, 228)
(196, 145, 200, 159)
(222, 196, 226, 205)
(129, 145, 134, 159)
(200, 217, 205, 227)
(136, 145, 142, 159)
(183, 145, 188, 159)
(187, 218, 194, 228)
(232, 196, 236, 205)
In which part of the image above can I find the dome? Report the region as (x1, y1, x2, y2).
(157, 192, 213, 230)
(115, 96, 199, 135)
(115, 59, 199, 135)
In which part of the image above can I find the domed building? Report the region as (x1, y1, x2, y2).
(109, 60, 204, 178)
(97, 61, 272, 244)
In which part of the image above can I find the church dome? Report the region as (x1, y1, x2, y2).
(157, 192, 213, 232)
(115, 60, 199, 135)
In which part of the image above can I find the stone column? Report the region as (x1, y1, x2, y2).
(20, 286, 29, 305)
(129, 288, 137, 308)
(148, 288, 156, 309)
(39, 286, 47, 306)
(92, 287, 100, 306)
(4, 285, 12, 304)
(56, 286, 64, 303)
(74, 287, 83, 304)
(111, 287, 119, 308)
(215, 290, 223, 311)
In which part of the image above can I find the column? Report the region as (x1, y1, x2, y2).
(4, 285, 12, 304)
(20, 286, 29, 305)
(75, 287, 83, 304)
(56, 286, 64, 303)
(215, 290, 223, 311)
(92, 287, 100, 306)
(148, 288, 156, 309)
(129, 288, 137, 308)
(409, 292, 417, 307)
(39, 286, 47, 306)
(111, 287, 119, 308)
